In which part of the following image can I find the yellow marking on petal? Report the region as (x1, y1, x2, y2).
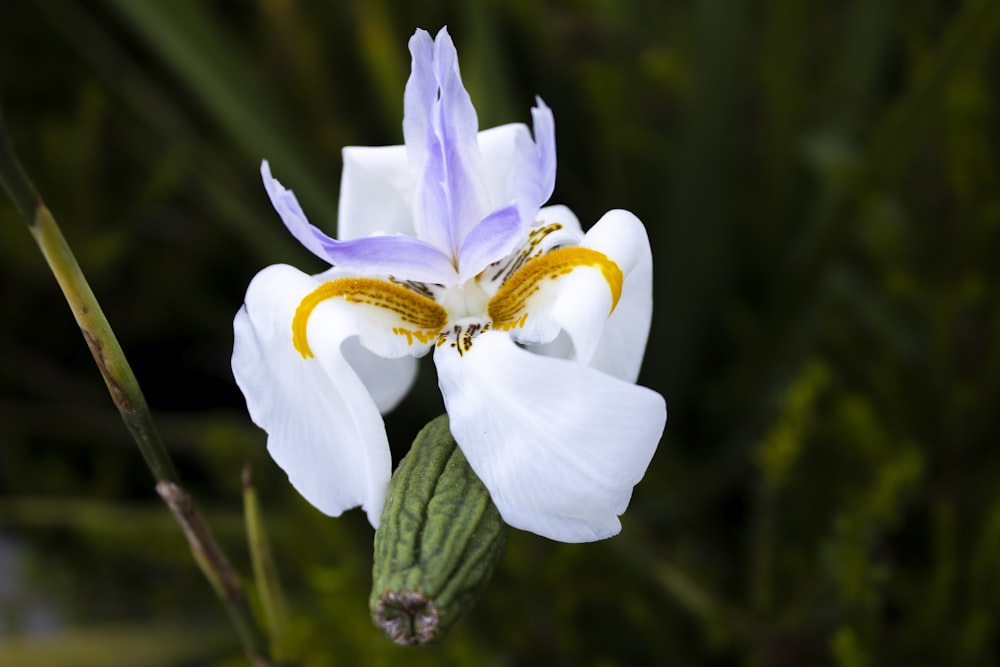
(292, 277, 447, 358)
(392, 327, 439, 345)
(488, 246, 623, 330)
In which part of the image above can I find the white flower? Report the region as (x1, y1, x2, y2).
(232, 27, 666, 542)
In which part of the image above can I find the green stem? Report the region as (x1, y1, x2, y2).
(0, 105, 176, 483)
(0, 104, 272, 667)
(34, 203, 180, 482)
(158, 482, 272, 667)
(243, 467, 294, 665)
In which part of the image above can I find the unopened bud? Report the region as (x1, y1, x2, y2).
(371, 414, 508, 645)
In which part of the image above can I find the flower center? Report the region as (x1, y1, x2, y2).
(435, 319, 492, 357)
(438, 280, 490, 321)
(290, 246, 623, 358)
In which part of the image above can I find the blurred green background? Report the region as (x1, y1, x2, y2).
(2, 0, 999, 665)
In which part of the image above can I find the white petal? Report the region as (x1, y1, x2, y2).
(507, 209, 654, 381)
(508, 263, 614, 365)
(477, 123, 532, 205)
(435, 330, 666, 542)
(475, 101, 556, 229)
(232, 264, 396, 526)
(580, 210, 654, 382)
(536, 204, 583, 236)
(310, 270, 419, 414)
(337, 145, 413, 240)
(478, 125, 566, 225)
(341, 337, 418, 413)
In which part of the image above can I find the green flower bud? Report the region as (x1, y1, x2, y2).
(371, 414, 509, 645)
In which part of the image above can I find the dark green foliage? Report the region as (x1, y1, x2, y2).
(1, 0, 1000, 665)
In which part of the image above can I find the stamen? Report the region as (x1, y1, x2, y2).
(488, 246, 623, 331)
(293, 277, 447, 358)
(435, 321, 492, 356)
(489, 223, 564, 284)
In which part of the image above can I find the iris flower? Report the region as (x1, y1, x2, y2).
(233, 27, 666, 542)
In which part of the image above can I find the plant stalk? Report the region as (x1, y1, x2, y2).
(0, 103, 272, 667)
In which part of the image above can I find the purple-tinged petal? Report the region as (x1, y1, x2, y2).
(261, 159, 333, 262)
(314, 234, 457, 284)
(432, 28, 491, 246)
(414, 150, 453, 254)
(457, 203, 523, 283)
(403, 29, 452, 253)
(402, 29, 436, 171)
(472, 102, 555, 230)
(513, 97, 556, 223)
(262, 160, 457, 284)
(402, 28, 495, 258)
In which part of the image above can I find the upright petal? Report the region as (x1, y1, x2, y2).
(262, 161, 457, 284)
(233, 264, 397, 526)
(435, 330, 666, 542)
(512, 98, 556, 225)
(477, 123, 532, 205)
(337, 144, 414, 240)
(403, 28, 492, 256)
(468, 102, 555, 244)
(403, 29, 450, 252)
(432, 28, 491, 244)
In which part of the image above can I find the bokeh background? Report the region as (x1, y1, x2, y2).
(2, 1, 1000, 665)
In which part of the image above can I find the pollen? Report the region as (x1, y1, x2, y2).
(489, 222, 564, 283)
(392, 327, 440, 346)
(488, 246, 623, 330)
(435, 322, 491, 356)
(292, 277, 447, 358)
